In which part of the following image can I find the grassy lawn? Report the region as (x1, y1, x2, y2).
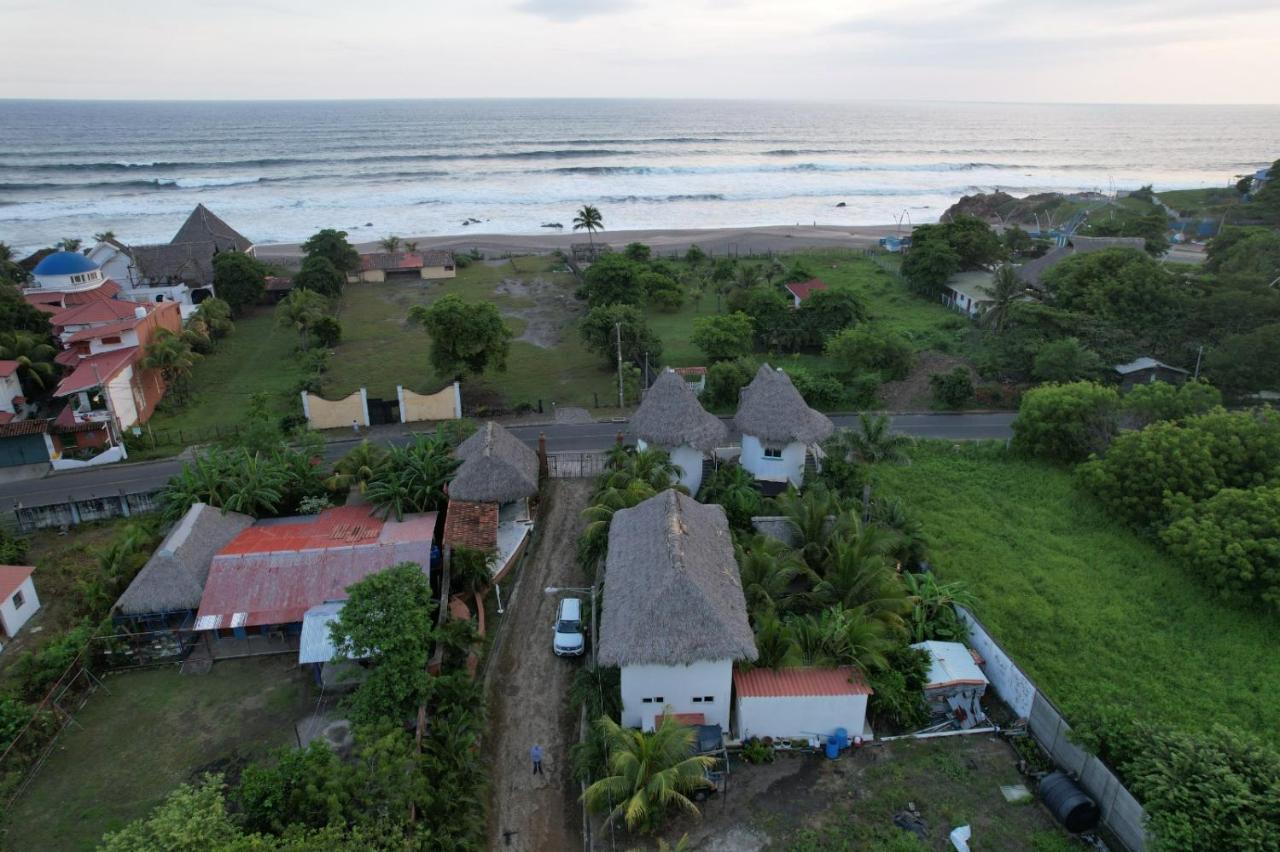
(144, 307, 310, 441)
(1157, 186, 1242, 219)
(5, 656, 312, 851)
(871, 443, 1280, 736)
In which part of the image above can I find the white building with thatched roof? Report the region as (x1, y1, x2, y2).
(598, 490, 757, 730)
(733, 365, 834, 488)
(631, 369, 729, 493)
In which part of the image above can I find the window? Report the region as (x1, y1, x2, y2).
(102, 336, 122, 345)
(703, 696, 714, 703)
(642, 697, 653, 704)
(654, 696, 664, 703)
(763, 447, 783, 460)
(692, 696, 703, 703)
(12, 590, 23, 609)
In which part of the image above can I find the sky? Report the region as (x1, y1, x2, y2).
(3, 0, 1279, 103)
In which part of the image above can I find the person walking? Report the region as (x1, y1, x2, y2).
(531, 744, 544, 776)
(351, 419, 360, 435)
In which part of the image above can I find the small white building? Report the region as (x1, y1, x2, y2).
(912, 640, 989, 727)
(942, 271, 995, 317)
(631, 369, 729, 494)
(734, 666, 873, 742)
(733, 365, 834, 488)
(0, 565, 40, 638)
(0, 362, 24, 418)
(598, 490, 757, 731)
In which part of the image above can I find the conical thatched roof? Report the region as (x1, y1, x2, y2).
(450, 421, 539, 503)
(630, 369, 729, 453)
(114, 503, 254, 617)
(733, 364, 834, 445)
(598, 490, 757, 668)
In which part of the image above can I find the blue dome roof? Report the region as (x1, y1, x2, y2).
(34, 251, 99, 276)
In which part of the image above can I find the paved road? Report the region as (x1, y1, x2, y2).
(0, 412, 1015, 513)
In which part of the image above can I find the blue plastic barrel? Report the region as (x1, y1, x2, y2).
(833, 727, 849, 749)
(825, 740, 839, 759)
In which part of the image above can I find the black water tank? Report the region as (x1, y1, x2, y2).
(1039, 771, 1100, 833)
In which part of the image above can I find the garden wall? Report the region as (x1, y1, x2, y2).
(301, 389, 368, 430)
(398, 383, 461, 423)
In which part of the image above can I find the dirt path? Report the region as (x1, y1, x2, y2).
(484, 479, 593, 852)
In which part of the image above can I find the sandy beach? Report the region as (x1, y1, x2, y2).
(254, 222, 909, 260)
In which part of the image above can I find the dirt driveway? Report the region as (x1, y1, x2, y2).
(484, 479, 593, 851)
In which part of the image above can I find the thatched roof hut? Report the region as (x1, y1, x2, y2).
(450, 421, 539, 503)
(631, 369, 729, 453)
(598, 490, 757, 667)
(734, 364, 834, 445)
(114, 503, 254, 617)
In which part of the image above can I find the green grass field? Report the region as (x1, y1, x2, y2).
(1157, 186, 1242, 219)
(6, 656, 312, 851)
(871, 442, 1280, 736)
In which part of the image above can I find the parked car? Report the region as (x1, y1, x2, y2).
(553, 597, 585, 657)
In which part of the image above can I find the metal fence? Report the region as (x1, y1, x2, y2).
(14, 490, 163, 533)
(957, 606, 1148, 851)
(545, 451, 609, 479)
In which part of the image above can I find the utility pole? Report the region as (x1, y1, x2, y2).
(643, 351, 649, 390)
(615, 321, 624, 408)
(1194, 344, 1204, 379)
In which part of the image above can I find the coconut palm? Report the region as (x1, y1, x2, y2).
(814, 606, 898, 673)
(365, 435, 458, 520)
(57, 237, 82, 252)
(735, 535, 806, 617)
(903, 571, 977, 643)
(774, 484, 841, 571)
(582, 715, 715, 833)
(811, 516, 909, 632)
(93, 230, 116, 243)
(0, 331, 58, 395)
(141, 328, 199, 404)
(750, 611, 802, 669)
(598, 447, 683, 495)
(274, 288, 329, 348)
(733, 263, 763, 292)
(379, 235, 402, 253)
(326, 439, 386, 493)
(222, 452, 287, 517)
(979, 264, 1025, 334)
(696, 464, 762, 530)
(573, 205, 604, 250)
(578, 478, 658, 574)
(826, 413, 913, 466)
(449, 545, 495, 598)
(871, 496, 929, 568)
(404, 240, 419, 253)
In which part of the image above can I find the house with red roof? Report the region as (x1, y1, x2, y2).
(0, 565, 40, 639)
(784, 278, 827, 308)
(193, 506, 438, 650)
(734, 666, 873, 743)
(350, 250, 456, 283)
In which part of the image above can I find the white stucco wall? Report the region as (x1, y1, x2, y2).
(107, 365, 140, 428)
(735, 694, 868, 741)
(637, 439, 705, 494)
(739, 434, 806, 486)
(0, 373, 22, 413)
(621, 658, 733, 730)
(0, 577, 39, 637)
(88, 328, 140, 355)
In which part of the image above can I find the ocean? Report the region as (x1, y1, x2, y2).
(1, 99, 1277, 252)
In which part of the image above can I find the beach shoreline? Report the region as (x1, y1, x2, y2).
(254, 222, 910, 259)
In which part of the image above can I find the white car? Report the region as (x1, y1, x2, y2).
(553, 597, 585, 657)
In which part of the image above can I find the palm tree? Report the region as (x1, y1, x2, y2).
(365, 435, 459, 520)
(578, 478, 658, 575)
(93, 230, 116, 243)
(697, 464, 761, 530)
(56, 237, 82, 252)
(979, 264, 1025, 334)
(814, 607, 898, 673)
(733, 263, 763, 292)
(274, 288, 329, 348)
(582, 715, 715, 833)
(735, 535, 806, 617)
(903, 571, 977, 643)
(573, 205, 604, 251)
(749, 611, 802, 668)
(775, 484, 841, 571)
(870, 496, 928, 568)
(326, 439, 386, 493)
(449, 545, 495, 598)
(404, 240, 419, 253)
(379, 235, 402, 253)
(222, 452, 287, 517)
(141, 328, 199, 404)
(598, 447, 682, 494)
(0, 331, 58, 396)
(811, 515, 908, 632)
(826, 413, 913, 466)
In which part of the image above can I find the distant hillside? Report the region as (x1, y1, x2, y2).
(941, 190, 1109, 228)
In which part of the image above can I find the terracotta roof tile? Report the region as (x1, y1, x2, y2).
(0, 565, 35, 601)
(733, 666, 873, 697)
(442, 500, 499, 551)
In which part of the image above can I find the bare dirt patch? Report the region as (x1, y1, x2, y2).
(494, 277, 583, 349)
(483, 479, 594, 852)
(879, 351, 978, 412)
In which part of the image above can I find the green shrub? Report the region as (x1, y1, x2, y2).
(930, 367, 974, 409)
(1010, 381, 1119, 464)
(13, 622, 95, 700)
(1162, 485, 1280, 612)
(868, 646, 931, 731)
(783, 366, 845, 409)
(704, 357, 757, 408)
(1124, 379, 1222, 427)
(826, 327, 914, 380)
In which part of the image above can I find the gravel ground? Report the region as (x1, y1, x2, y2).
(484, 479, 594, 852)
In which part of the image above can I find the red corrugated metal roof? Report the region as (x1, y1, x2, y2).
(51, 299, 140, 328)
(54, 348, 137, 396)
(734, 666, 873, 697)
(195, 507, 437, 630)
(64, 314, 146, 344)
(0, 565, 35, 601)
(55, 348, 83, 367)
(784, 279, 828, 302)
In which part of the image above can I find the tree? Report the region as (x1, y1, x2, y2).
(735, 535, 806, 618)
(0, 281, 51, 337)
(378, 235, 402, 253)
(579, 304, 662, 370)
(799, 287, 867, 343)
(684, 244, 707, 267)
(409, 294, 513, 378)
(331, 562, 436, 725)
(623, 242, 651, 262)
(211, 251, 266, 316)
(1003, 225, 1034, 256)
(0, 331, 57, 396)
(141, 328, 199, 405)
(1206, 323, 1280, 396)
(901, 240, 960, 299)
(100, 775, 243, 850)
(582, 715, 715, 833)
(275, 288, 330, 348)
(579, 254, 644, 307)
(691, 312, 754, 362)
(1010, 381, 1120, 464)
(978, 265, 1024, 334)
(293, 255, 345, 298)
(1162, 485, 1280, 612)
(311, 316, 342, 348)
(825, 327, 913, 380)
(938, 215, 1004, 268)
(56, 237, 82, 252)
(363, 434, 459, 521)
(573, 205, 604, 249)
(703, 358, 756, 408)
(727, 286, 791, 349)
(781, 366, 844, 409)
(1032, 337, 1103, 383)
(326, 439, 386, 494)
(1042, 248, 1185, 337)
(902, 571, 975, 643)
(92, 230, 116, 243)
(930, 367, 974, 408)
(697, 463, 762, 530)
(1123, 379, 1222, 427)
(192, 297, 234, 339)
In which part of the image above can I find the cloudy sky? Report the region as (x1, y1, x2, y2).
(4, 0, 1278, 102)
